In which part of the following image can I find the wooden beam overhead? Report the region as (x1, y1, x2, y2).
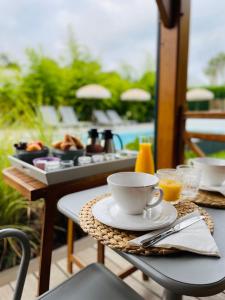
(156, 0, 180, 28)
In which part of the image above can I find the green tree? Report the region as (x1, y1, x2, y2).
(204, 52, 225, 85)
(0, 53, 20, 70)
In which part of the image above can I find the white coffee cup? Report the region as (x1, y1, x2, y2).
(190, 157, 225, 186)
(107, 172, 163, 215)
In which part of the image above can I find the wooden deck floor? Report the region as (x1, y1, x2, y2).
(0, 236, 224, 300)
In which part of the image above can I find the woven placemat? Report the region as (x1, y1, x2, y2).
(192, 191, 225, 209)
(79, 194, 214, 256)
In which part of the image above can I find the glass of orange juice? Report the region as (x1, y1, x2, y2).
(156, 169, 182, 204)
(135, 136, 155, 174)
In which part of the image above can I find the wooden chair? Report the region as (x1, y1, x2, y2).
(0, 228, 143, 300)
(184, 111, 225, 157)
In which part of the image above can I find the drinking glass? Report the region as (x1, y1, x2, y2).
(135, 136, 154, 174)
(156, 169, 182, 204)
(176, 164, 201, 199)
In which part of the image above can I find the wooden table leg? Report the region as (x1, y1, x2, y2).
(142, 273, 149, 281)
(119, 266, 137, 279)
(97, 241, 105, 264)
(67, 218, 74, 274)
(37, 195, 57, 295)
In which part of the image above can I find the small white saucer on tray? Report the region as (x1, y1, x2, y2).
(92, 196, 177, 231)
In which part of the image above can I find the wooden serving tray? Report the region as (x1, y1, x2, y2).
(8, 155, 136, 185)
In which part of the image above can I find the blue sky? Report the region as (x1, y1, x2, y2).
(0, 0, 225, 85)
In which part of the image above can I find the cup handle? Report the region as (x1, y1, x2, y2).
(146, 187, 163, 209)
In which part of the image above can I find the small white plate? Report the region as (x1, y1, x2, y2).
(92, 196, 177, 231)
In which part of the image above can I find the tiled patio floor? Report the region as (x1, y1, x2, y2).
(0, 236, 224, 300)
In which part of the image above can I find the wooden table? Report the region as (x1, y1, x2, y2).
(3, 167, 132, 295)
(58, 185, 225, 300)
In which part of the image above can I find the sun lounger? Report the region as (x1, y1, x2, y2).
(106, 109, 136, 125)
(92, 110, 113, 126)
(39, 105, 61, 127)
(106, 110, 124, 125)
(59, 106, 79, 127)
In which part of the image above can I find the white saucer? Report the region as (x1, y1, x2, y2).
(92, 196, 177, 231)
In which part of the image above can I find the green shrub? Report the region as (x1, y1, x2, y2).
(0, 109, 53, 270)
(0, 133, 39, 269)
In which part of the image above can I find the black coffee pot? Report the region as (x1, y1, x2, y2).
(101, 130, 123, 153)
(86, 128, 104, 154)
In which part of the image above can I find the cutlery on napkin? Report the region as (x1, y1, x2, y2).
(141, 215, 204, 248)
(128, 211, 220, 257)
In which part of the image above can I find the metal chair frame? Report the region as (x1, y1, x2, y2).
(0, 229, 30, 300)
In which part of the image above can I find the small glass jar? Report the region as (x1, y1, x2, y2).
(60, 160, 74, 168)
(104, 153, 116, 161)
(33, 157, 60, 171)
(92, 154, 104, 163)
(45, 160, 61, 172)
(78, 156, 92, 166)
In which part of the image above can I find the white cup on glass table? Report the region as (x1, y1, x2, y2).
(107, 172, 163, 215)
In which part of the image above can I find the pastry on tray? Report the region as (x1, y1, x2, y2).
(52, 134, 84, 151)
(14, 141, 49, 164)
(52, 134, 84, 162)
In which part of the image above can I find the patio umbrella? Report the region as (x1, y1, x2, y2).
(120, 88, 151, 102)
(186, 88, 214, 101)
(76, 84, 111, 99)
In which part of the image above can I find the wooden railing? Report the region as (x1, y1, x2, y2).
(183, 111, 225, 157)
(184, 111, 225, 119)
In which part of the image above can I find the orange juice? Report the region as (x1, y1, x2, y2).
(159, 179, 182, 202)
(135, 143, 155, 174)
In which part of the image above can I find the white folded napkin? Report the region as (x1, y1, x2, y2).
(128, 211, 220, 257)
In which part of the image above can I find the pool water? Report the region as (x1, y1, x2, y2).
(116, 129, 153, 149)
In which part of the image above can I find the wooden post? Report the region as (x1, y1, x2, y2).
(155, 0, 191, 168)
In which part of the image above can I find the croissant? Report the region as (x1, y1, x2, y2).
(71, 136, 84, 149)
(52, 141, 62, 149)
(60, 142, 73, 151)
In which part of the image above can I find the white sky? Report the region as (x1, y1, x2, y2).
(0, 0, 225, 85)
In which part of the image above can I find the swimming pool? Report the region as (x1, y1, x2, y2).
(82, 118, 225, 150)
(115, 118, 225, 148)
(116, 128, 153, 148)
